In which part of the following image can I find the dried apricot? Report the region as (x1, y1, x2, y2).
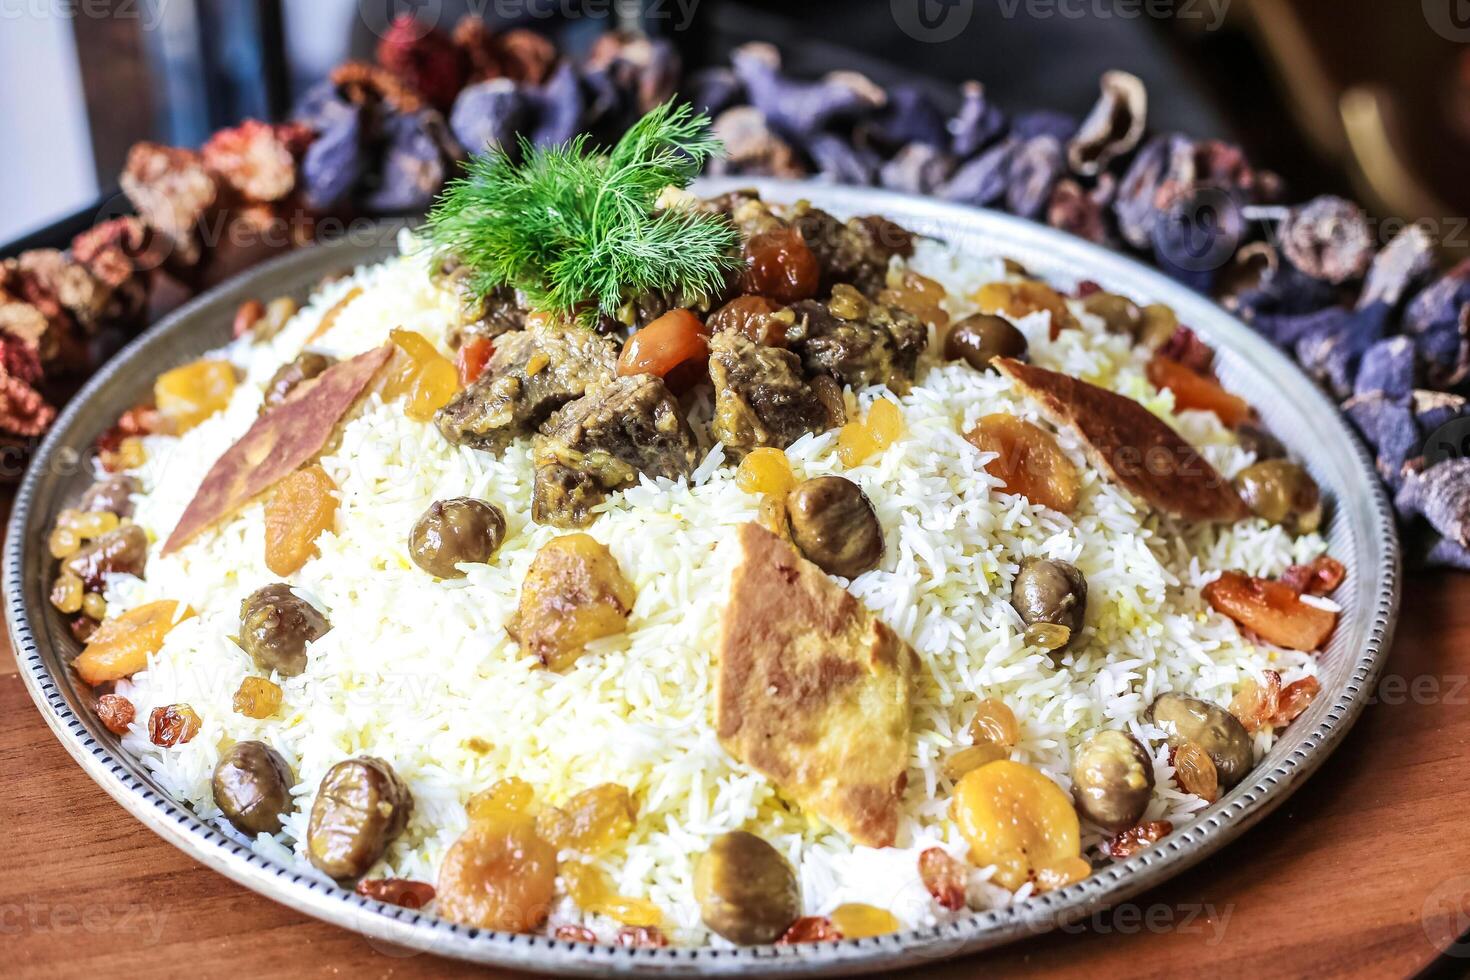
(964, 413, 1080, 514)
(95, 693, 135, 735)
(148, 704, 201, 746)
(950, 760, 1081, 891)
(1104, 820, 1173, 859)
(735, 447, 796, 498)
(73, 600, 192, 686)
(155, 359, 237, 434)
(1146, 356, 1249, 428)
(514, 534, 635, 672)
(974, 280, 1077, 340)
(264, 464, 338, 576)
(1171, 741, 1219, 802)
(467, 777, 535, 821)
(1203, 571, 1337, 652)
(829, 903, 900, 938)
(356, 878, 436, 909)
(436, 808, 557, 932)
(535, 783, 636, 856)
(388, 328, 459, 421)
(918, 847, 968, 910)
(233, 675, 283, 719)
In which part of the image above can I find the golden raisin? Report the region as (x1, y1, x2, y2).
(918, 847, 968, 910)
(735, 447, 796, 498)
(837, 399, 905, 466)
(264, 465, 338, 576)
(951, 760, 1082, 891)
(81, 592, 107, 621)
(49, 572, 84, 614)
(867, 399, 903, 448)
(1270, 677, 1320, 728)
(148, 704, 201, 747)
(1228, 670, 1282, 734)
(1172, 741, 1219, 802)
(95, 693, 136, 735)
(968, 697, 1020, 749)
(829, 903, 900, 938)
(1024, 622, 1073, 651)
(155, 360, 237, 434)
(58, 508, 120, 539)
(942, 743, 1008, 782)
(232, 676, 284, 719)
(974, 280, 1077, 340)
(965, 414, 1080, 514)
(535, 783, 636, 856)
(48, 528, 80, 559)
(880, 269, 950, 329)
(562, 862, 663, 927)
(356, 878, 436, 909)
(467, 777, 535, 821)
(836, 420, 880, 466)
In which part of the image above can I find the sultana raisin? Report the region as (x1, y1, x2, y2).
(777, 916, 842, 944)
(1228, 670, 1282, 734)
(466, 777, 535, 821)
(735, 447, 796, 498)
(232, 675, 283, 719)
(1171, 741, 1219, 802)
(942, 743, 1007, 782)
(534, 783, 636, 856)
(968, 697, 1020, 749)
(1270, 677, 1320, 728)
(148, 704, 201, 747)
(1105, 820, 1173, 859)
(829, 903, 900, 938)
(95, 693, 136, 735)
(355, 878, 436, 909)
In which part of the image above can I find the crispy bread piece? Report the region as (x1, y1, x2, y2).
(163, 344, 392, 553)
(716, 522, 916, 847)
(994, 358, 1249, 522)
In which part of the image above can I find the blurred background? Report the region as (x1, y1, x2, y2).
(0, 0, 1466, 245)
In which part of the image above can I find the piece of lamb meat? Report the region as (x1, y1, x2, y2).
(531, 373, 699, 527)
(435, 325, 617, 453)
(789, 287, 927, 393)
(709, 331, 828, 457)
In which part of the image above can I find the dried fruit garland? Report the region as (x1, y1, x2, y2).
(4, 14, 1467, 566)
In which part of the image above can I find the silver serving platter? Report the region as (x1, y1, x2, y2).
(5, 180, 1399, 975)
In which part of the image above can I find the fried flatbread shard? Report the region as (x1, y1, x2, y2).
(716, 522, 916, 847)
(162, 344, 392, 554)
(994, 357, 1249, 523)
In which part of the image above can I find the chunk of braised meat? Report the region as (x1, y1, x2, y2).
(789, 287, 927, 393)
(709, 332, 828, 458)
(80, 474, 140, 519)
(708, 295, 794, 347)
(795, 207, 915, 296)
(435, 326, 618, 453)
(62, 523, 148, 591)
(435, 258, 531, 348)
(531, 374, 698, 527)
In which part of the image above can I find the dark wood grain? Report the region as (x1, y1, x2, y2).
(5, 575, 1469, 978)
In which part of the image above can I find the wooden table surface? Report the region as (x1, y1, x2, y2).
(5, 558, 1470, 978)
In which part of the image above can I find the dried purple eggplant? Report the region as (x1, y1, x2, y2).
(1150, 185, 1245, 293)
(880, 143, 955, 196)
(1359, 223, 1436, 310)
(1297, 304, 1389, 398)
(949, 81, 1007, 158)
(1423, 531, 1470, 570)
(1114, 134, 1185, 250)
(301, 101, 365, 211)
(709, 107, 804, 178)
(1279, 196, 1374, 285)
(938, 138, 1016, 207)
(1012, 110, 1077, 143)
(1404, 259, 1470, 333)
(362, 108, 459, 213)
(685, 66, 743, 117)
(1412, 306, 1470, 388)
(581, 64, 639, 143)
(1395, 458, 1470, 547)
(805, 132, 880, 185)
(1413, 389, 1466, 435)
(530, 62, 584, 149)
(584, 33, 679, 114)
(1345, 390, 1419, 487)
(731, 43, 885, 135)
(1047, 176, 1115, 245)
(863, 83, 949, 151)
(1006, 135, 1065, 220)
(1354, 336, 1418, 399)
(450, 79, 530, 156)
(1067, 70, 1147, 177)
(1235, 259, 1347, 322)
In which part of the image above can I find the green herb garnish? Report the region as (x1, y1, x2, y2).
(425, 102, 741, 325)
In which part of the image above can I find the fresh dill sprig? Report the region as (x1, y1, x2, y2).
(425, 102, 741, 325)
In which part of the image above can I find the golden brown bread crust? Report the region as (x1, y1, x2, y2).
(716, 522, 916, 847)
(163, 344, 392, 553)
(994, 358, 1249, 523)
